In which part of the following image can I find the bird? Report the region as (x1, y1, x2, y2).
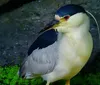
(18, 4, 93, 85)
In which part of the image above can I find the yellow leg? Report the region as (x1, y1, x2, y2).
(46, 81, 50, 85)
(65, 80, 70, 85)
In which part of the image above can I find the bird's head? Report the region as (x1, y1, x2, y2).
(40, 4, 90, 33)
(52, 4, 90, 33)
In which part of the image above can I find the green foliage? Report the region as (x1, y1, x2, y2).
(0, 65, 43, 85)
(71, 73, 100, 85)
(0, 65, 100, 85)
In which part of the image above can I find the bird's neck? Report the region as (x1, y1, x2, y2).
(57, 20, 92, 59)
(61, 17, 90, 39)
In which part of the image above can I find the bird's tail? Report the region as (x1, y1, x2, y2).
(18, 58, 34, 79)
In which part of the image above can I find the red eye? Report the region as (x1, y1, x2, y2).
(64, 15, 70, 20)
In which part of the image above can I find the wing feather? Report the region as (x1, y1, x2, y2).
(19, 29, 58, 78)
(28, 29, 58, 56)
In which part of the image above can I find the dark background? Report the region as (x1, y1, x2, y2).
(0, 0, 100, 73)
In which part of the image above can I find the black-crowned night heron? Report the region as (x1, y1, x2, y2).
(19, 4, 93, 85)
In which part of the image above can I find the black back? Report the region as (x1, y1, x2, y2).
(28, 29, 58, 56)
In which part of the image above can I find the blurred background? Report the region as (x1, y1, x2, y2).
(0, 0, 100, 85)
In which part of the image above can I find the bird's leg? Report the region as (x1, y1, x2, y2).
(46, 81, 50, 85)
(65, 80, 70, 85)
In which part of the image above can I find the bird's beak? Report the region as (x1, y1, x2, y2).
(53, 18, 66, 26)
(39, 19, 59, 33)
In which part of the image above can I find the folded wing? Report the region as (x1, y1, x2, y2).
(19, 29, 58, 78)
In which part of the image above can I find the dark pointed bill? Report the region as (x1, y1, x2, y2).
(39, 19, 59, 33)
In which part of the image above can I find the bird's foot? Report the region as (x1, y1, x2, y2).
(46, 81, 50, 85)
(65, 80, 70, 85)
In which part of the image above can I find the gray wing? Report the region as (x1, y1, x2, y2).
(19, 42, 58, 78)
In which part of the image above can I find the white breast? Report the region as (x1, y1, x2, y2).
(42, 24, 93, 83)
(56, 26, 93, 79)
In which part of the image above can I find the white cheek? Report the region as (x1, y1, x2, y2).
(55, 15, 61, 21)
(67, 13, 84, 27)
